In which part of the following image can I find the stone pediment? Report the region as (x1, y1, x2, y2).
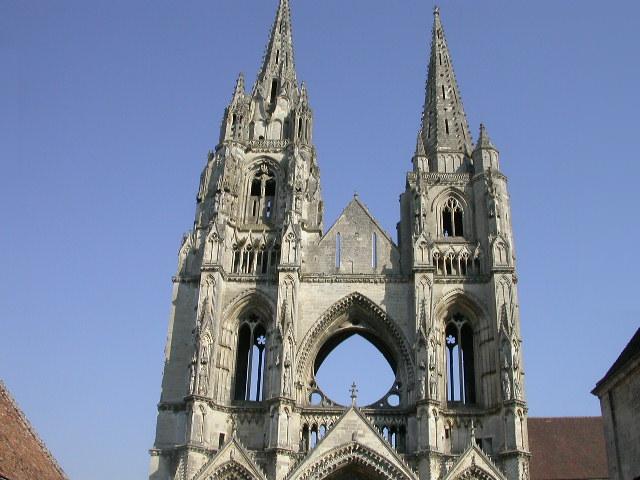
(442, 443, 507, 480)
(193, 438, 267, 480)
(322, 197, 397, 249)
(306, 197, 401, 274)
(287, 407, 417, 480)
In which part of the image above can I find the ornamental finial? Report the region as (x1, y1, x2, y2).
(350, 382, 359, 406)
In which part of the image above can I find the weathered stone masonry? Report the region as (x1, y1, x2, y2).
(149, 3, 530, 480)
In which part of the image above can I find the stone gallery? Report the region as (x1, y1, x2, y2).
(149, 2, 529, 479)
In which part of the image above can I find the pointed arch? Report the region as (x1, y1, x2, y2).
(430, 188, 469, 238)
(429, 187, 469, 213)
(433, 289, 489, 326)
(222, 289, 276, 328)
(242, 158, 282, 224)
(490, 234, 511, 266)
(219, 289, 276, 402)
(295, 293, 415, 405)
(434, 290, 490, 406)
(206, 462, 261, 480)
(192, 438, 267, 480)
(290, 443, 417, 480)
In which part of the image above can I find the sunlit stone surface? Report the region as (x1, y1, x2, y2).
(148, 2, 529, 480)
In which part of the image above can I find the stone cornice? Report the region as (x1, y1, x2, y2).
(407, 171, 473, 187)
(471, 170, 508, 184)
(172, 274, 201, 284)
(433, 275, 491, 284)
(300, 273, 408, 284)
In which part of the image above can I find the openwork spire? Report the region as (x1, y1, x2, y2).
(258, 0, 297, 86)
(420, 7, 472, 156)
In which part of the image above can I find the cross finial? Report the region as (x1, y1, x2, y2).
(349, 382, 358, 406)
(470, 419, 476, 443)
(434, 5, 440, 16)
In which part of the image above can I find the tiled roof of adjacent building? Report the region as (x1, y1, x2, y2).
(593, 327, 640, 395)
(0, 381, 67, 480)
(528, 417, 608, 480)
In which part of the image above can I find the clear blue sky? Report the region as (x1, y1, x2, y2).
(1, 1, 639, 479)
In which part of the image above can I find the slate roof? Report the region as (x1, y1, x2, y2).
(528, 417, 608, 480)
(0, 381, 67, 480)
(593, 327, 640, 395)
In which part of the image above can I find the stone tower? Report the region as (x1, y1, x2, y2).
(149, 3, 530, 480)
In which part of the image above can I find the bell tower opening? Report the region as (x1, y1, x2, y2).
(445, 314, 476, 404)
(234, 313, 268, 402)
(246, 165, 277, 224)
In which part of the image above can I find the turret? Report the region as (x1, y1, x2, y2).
(472, 123, 500, 172)
(220, 73, 249, 143)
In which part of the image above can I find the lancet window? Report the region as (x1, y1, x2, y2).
(445, 315, 476, 404)
(230, 113, 243, 139)
(269, 79, 279, 104)
(231, 241, 280, 275)
(371, 232, 378, 268)
(246, 166, 277, 224)
(301, 421, 331, 452)
(234, 314, 267, 402)
(379, 424, 406, 452)
(432, 249, 479, 276)
(442, 197, 464, 237)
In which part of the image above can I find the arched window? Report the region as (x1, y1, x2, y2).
(246, 167, 277, 223)
(230, 114, 242, 139)
(234, 314, 267, 401)
(232, 242, 279, 275)
(371, 232, 378, 268)
(232, 245, 241, 273)
(442, 197, 464, 237)
(445, 315, 476, 404)
(270, 79, 278, 104)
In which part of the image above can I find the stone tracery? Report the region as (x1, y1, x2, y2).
(149, 3, 529, 480)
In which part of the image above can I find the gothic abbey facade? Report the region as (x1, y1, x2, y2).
(149, 2, 530, 479)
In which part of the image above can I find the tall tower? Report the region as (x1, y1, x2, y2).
(149, 4, 529, 480)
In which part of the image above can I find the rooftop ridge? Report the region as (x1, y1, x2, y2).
(0, 380, 68, 480)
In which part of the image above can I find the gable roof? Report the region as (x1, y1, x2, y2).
(593, 327, 640, 395)
(287, 407, 416, 480)
(528, 417, 608, 480)
(443, 442, 506, 480)
(321, 196, 398, 248)
(193, 437, 267, 480)
(0, 381, 67, 480)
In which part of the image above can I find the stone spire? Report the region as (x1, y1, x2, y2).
(420, 7, 472, 157)
(257, 0, 297, 90)
(230, 72, 245, 104)
(475, 123, 496, 151)
(472, 123, 500, 171)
